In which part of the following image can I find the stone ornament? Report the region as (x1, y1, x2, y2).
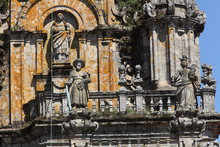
(143, 2, 156, 18)
(66, 59, 91, 109)
(171, 55, 198, 109)
(134, 65, 143, 91)
(201, 64, 216, 89)
(166, 0, 175, 15)
(186, 0, 207, 24)
(118, 64, 127, 91)
(194, 11, 207, 25)
(51, 13, 74, 62)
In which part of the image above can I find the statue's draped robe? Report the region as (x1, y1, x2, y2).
(175, 68, 197, 108)
(51, 21, 70, 61)
(68, 70, 90, 107)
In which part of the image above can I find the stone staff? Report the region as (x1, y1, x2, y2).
(65, 84, 72, 110)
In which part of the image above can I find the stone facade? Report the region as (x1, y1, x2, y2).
(0, 0, 219, 147)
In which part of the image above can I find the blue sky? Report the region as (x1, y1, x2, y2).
(197, 0, 220, 113)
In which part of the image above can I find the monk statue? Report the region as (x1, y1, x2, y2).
(171, 55, 198, 109)
(51, 13, 74, 62)
(66, 59, 91, 109)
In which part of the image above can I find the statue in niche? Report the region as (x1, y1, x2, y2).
(66, 59, 91, 109)
(51, 13, 74, 62)
(171, 55, 198, 109)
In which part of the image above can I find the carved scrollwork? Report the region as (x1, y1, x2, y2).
(61, 111, 99, 136)
(169, 109, 206, 134)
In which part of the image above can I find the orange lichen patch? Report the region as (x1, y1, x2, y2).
(36, 81, 46, 91)
(87, 100, 92, 110)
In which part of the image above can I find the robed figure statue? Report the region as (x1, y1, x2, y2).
(171, 55, 198, 109)
(66, 59, 91, 108)
(51, 13, 73, 62)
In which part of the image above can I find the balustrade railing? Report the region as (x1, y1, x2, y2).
(23, 88, 215, 121)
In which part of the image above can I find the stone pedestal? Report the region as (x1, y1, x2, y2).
(169, 109, 206, 147)
(118, 91, 127, 113)
(62, 110, 99, 147)
(135, 91, 144, 113)
(201, 88, 216, 113)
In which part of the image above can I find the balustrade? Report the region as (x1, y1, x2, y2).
(23, 88, 215, 121)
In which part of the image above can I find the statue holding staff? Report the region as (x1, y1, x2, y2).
(66, 59, 91, 109)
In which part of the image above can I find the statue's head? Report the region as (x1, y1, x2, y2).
(179, 55, 188, 68)
(73, 59, 85, 70)
(57, 13, 64, 21)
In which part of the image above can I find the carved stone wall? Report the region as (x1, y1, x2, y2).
(1, 0, 121, 124)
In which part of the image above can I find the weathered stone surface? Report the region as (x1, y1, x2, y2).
(0, 0, 220, 146)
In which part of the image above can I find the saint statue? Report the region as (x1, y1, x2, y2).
(66, 59, 91, 108)
(171, 55, 198, 109)
(51, 13, 74, 62)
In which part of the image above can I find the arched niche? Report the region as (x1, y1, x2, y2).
(43, 10, 79, 31)
(43, 10, 79, 66)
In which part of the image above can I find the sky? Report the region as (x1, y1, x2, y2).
(196, 0, 220, 113)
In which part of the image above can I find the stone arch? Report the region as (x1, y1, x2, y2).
(22, 0, 99, 31)
(42, 6, 82, 30)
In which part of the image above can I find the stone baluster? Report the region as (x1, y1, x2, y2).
(143, 98, 146, 111)
(150, 97, 154, 112)
(118, 141, 122, 147)
(137, 140, 141, 147)
(167, 97, 172, 112)
(128, 140, 131, 147)
(118, 92, 127, 113)
(159, 97, 163, 112)
(200, 95, 203, 111)
(100, 99, 105, 113)
(98, 141, 102, 147)
(92, 99, 96, 113)
(109, 99, 113, 113)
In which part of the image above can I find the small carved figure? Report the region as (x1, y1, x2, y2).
(51, 13, 73, 62)
(201, 64, 216, 89)
(66, 59, 91, 108)
(171, 55, 198, 109)
(166, 0, 175, 15)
